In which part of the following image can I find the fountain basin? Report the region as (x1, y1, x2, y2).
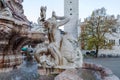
(0, 62, 119, 80)
(55, 63, 120, 80)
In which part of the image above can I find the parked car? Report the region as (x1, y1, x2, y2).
(90, 51, 96, 55)
(85, 50, 96, 56)
(86, 51, 90, 55)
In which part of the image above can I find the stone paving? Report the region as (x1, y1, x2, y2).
(84, 58, 120, 78)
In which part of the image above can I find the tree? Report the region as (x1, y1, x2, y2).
(79, 7, 117, 57)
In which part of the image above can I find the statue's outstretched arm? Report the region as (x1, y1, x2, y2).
(52, 11, 70, 27)
(56, 16, 70, 27)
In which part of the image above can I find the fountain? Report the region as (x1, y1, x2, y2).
(0, 0, 119, 80)
(0, 0, 45, 69)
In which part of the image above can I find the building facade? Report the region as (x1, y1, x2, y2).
(99, 15, 120, 56)
(80, 8, 120, 56)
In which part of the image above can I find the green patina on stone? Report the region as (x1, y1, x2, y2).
(21, 47, 27, 51)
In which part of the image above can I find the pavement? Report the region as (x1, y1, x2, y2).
(84, 58, 120, 78)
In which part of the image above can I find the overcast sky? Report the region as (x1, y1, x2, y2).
(23, 0, 120, 23)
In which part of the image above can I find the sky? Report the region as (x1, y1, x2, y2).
(23, 0, 120, 23)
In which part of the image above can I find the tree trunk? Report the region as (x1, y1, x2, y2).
(95, 48, 99, 58)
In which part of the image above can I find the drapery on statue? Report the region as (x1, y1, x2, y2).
(35, 8, 83, 68)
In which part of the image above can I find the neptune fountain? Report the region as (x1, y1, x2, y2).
(0, 0, 119, 80)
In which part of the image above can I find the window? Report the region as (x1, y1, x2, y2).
(119, 28, 120, 33)
(104, 40, 106, 45)
(112, 28, 116, 32)
(119, 39, 120, 45)
(109, 40, 115, 45)
(70, 1, 72, 3)
(70, 8, 72, 11)
(70, 13, 72, 15)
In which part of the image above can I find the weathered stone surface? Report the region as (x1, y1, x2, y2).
(82, 62, 120, 80)
(55, 69, 83, 80)
(0, 0, 46, 69)
(94, 64, 103, 71)
(35, 9, 83, 68)
(103, 75, 120, 80)
(101, 68, 113, 76)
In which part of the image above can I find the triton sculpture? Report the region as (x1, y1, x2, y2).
(35, 6, 83, 68)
